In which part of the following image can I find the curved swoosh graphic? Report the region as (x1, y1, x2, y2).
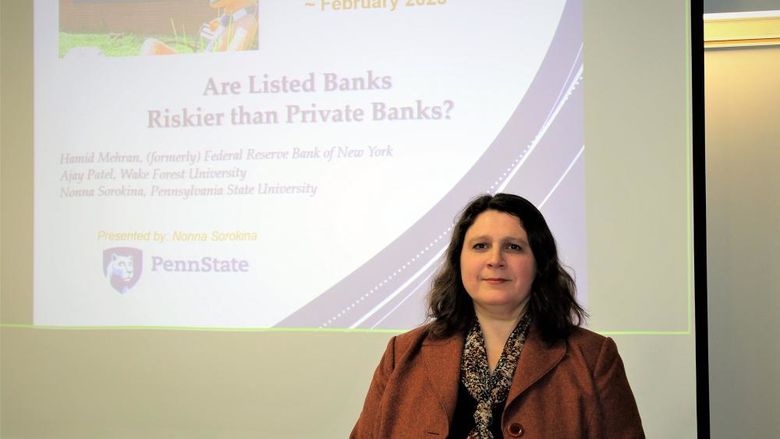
(275, 0, 584, 330)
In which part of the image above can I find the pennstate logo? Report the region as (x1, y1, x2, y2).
(103, 247, 143, 294)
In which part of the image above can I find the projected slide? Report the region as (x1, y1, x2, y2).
(34, 0, 584, 329)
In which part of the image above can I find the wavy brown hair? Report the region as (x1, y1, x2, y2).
(427, 193, 586, 344)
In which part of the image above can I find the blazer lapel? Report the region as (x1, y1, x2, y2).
(506, 325, 566, 405)
(421, 332, 464, 424)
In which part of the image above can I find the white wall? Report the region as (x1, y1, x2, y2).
(705, 45, 780, 438)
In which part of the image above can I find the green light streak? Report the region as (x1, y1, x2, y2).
(596, 330, 691, 336)
(0, 323, 403, 334)
(1, 322, 691, 336)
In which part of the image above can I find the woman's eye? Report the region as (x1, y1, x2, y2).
(507, 243, 523, 251)
(472, 243, 488, 250)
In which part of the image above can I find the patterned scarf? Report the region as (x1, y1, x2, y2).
(460, 313, 532, 439)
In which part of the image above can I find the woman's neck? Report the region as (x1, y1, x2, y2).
(474, 305, 527, 372)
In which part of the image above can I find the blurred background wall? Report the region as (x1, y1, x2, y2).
(704, 1, 780, 437)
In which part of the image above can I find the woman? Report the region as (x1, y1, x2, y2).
(351, 193, 644, 438)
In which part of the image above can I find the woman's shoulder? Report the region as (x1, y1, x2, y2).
(389, 322, 461, 352)
(371, 324, 431, 367)
(564, 326, 622, 368)
(392, 322, 436, 348)
(393, 323, 430, 343)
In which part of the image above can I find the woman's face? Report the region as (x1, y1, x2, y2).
(460, 210, 536, 319)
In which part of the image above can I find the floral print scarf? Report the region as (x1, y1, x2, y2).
(460, 313, 532, 439)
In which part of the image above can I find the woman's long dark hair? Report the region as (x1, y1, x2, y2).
(427, 193, 586, 344)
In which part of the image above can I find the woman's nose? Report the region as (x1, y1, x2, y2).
(486, 249, 505, 267)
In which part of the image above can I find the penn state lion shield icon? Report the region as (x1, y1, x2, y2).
(103, 247, 143, 294)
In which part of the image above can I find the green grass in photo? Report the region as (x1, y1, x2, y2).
(59, 32, 199, 57)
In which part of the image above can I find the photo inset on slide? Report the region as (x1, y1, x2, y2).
(58, 0, 259, 58)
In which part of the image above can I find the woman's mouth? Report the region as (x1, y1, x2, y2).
(482, 277, 509, 284)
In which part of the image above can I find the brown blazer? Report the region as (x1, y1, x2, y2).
(351, 324, 644, 438)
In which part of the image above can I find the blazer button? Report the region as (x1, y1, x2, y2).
(507, 422, 524, 437)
